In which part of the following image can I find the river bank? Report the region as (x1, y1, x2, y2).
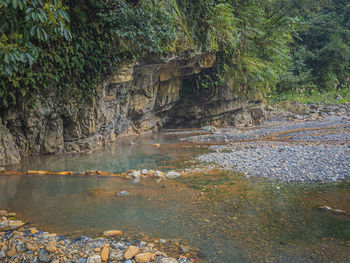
(191, 112, 350, 182)
(0, 210, 192, 263)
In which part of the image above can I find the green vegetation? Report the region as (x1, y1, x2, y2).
(269, 88, 350, 104)
(1, 0, 349, 108)
(275, 0, 350, 102)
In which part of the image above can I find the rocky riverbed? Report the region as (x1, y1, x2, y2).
(198, 143, 350, 182)
(0, 211, 192, 263)
(193, 111, 350, 182)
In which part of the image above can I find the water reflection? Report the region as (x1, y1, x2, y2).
(17, 134, 197, 172)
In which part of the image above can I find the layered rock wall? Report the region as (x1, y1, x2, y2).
(0, 53, 264, 166)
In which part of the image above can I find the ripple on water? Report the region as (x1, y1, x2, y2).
(1, 171, 350, 262)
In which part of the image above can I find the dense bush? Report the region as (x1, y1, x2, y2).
(277, 0, 350, 93)
(1, 0, 349, 108)
(0, 0, 188, 107)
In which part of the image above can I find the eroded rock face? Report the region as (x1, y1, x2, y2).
(169, 82, 265, 128)
(0, 119, 21, 166)
(0, 52, 264, 166)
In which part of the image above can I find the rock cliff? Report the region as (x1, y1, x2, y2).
(0, 52, 264, 166)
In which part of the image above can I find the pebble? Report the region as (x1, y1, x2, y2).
(165, 171, 180, 179)
(115, 191, 130, 197)
(124, 245, 140, 260)
(87, 255, 101, 263)
(38, 249, 50, 262)
(46, 240, 57, 253)
(154, 171, 165, 178)
(131, 171, 140, 179)
(135, 252, 152, 262)
(155, 257, 178, 263)
(100, 246, 109, 261)
(0, 219, 25, 231)
(181, 245, 190, 253)
(103, 230, 123, 237)
(109, 248, 124, 261)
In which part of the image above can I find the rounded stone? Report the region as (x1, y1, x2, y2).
(124, 245, 140, 260)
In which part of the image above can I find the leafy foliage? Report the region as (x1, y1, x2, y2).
(1, 0, 349, 108)
(277, 0, 350, 93)
(0, 0, 71, 106)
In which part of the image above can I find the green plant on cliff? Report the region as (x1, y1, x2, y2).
(1, 0, 349, 109)
(0, 0, 194, 108)
(0, 0, 71, 106)
(94, 0, 185, 55)
(190, 0, 296, 96)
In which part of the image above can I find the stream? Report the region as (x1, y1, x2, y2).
(0, 131, 350, 262)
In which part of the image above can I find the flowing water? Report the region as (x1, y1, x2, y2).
(1, 133, 350, 262)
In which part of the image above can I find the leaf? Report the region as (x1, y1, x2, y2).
(42, 28, 48, 41)
(20, 88, 26, 97)
(30, 25, 37, 37)
(9, 91, 16, 103)
(5, 65, 13, 75)
(12, 0, 19, 9)
(4, 53, 10, 64)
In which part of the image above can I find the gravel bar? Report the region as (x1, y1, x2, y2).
(198, 143, 350, 182)
(194, 115, 350, 182)
(184, 116, 350, 143)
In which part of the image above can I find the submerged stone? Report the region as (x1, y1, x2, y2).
(38, 249, 50, 262)
(109, 249, 124, 261)
(165, 171, 180, 179)
(0, 220, 25, 231)
(115, 191, 130, 197)
(131, 171, 140, 179)
(103, 230, 123, 237)
(154, 171, 165, 178)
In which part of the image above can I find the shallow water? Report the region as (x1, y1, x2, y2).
(1, 133, 350, 262)
(17, 134, 200, 172)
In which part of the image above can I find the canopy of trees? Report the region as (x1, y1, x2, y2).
(1, 0, 349, 107)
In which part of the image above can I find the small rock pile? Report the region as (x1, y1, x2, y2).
(0, 210, 191, 263)
(126, 169, 181, 183)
